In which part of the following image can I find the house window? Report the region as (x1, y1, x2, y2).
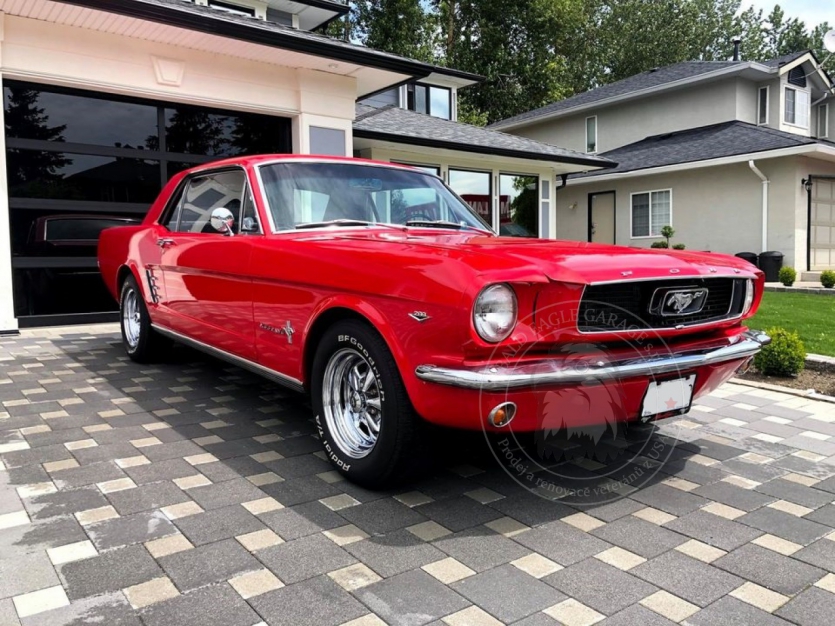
(785, 87, 810, 127)
(819, 104, 829, 138)
(585, 116, 597, 153)
(758, 86, 769, 125)
(407, 83, 452, 120)
(207, 1, 256, 17)
(631, 190, 671, 238)
(449, 169, 492, 226)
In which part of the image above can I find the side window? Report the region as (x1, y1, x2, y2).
(176, 170, 246, 234)
(160, 183, 187, 230)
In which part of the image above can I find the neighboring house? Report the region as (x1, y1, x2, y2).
(0, 0, 611, 333)
(491, 51, 835, 274)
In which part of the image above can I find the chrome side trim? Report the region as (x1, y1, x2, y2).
(152, 325, 305, 394)
(415, 330, 771, 391)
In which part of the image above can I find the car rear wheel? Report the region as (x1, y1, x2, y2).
(311, 320, 424, 487)
(120, 275, 170, 363)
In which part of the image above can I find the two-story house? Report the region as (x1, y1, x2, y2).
(491, 51, 835, 275)
(0, 0, 611, 334)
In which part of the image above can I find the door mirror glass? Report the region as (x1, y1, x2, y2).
(210, 207, 235, 235)
(241, 216, 258, 233)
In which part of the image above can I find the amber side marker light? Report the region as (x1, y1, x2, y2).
(488, 402, 517, 428)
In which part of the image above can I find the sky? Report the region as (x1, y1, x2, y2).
(741, 0, 832, 28)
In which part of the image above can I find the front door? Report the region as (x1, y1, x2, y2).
(589, 192, 616, 244)
(158, 168, 256, 360)
(811, 178, 835, 270)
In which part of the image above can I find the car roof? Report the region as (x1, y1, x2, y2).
(183, 154, 424, 176)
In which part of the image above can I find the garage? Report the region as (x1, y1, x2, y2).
(810, 176, 835, 270)
(6, 80, 292, 326)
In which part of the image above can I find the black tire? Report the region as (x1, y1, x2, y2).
(311, 320, 424, 488)
(119, 275, 171, 363)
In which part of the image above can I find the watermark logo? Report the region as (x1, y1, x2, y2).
(479, 295, 689, 506)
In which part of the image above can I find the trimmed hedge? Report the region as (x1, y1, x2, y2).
(778, 266, 796, 287)
(754, 327, 806, 377)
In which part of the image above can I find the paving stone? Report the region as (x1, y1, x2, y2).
(256, 532, 356, 584)
(488, 492, 576, 527)
(248, 575, 368, 626)
(61, 544, 162, 600)
(140, 582, 261, 626)
(631, 550, 744, 607)
(122, 458, 197, 485)
(345, 529, 446, 578)
(664, 510, 762, 551)
(0, 515, 87, 559)
(354, 569, 469, 626)
(452, 564, 566, 623)
(337, 497, 427, 535)
(174, 504, 265, 546)
(545, 557, 657, 616)
(786, 538, 835, 573)
(597, 604, 677, 626)
(687, 596, 792, 625)
(755, 479, 833, 509)
(805, 503, 835, 527)
(714, 543, 825, 595)
(432, 525, 530, 572)
(0, 552, 59, 600)
(187, 478, 267, 510)
(157, 538, 260, 591)
(85, 510, 177, 550)
(16, 591, 142, 626)
(629, 483, 709, 516)
(415, 496, 502, 532)
(515, 520, 611, 566)
(591, 515, 686, 558)
(738, 507, 831, 545)
(776, 586, 835, 626)
(259, 501, 346, 540)
(691, 480, 776, 511)
(582, 498, 645, 523)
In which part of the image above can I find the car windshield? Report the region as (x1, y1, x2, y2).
(258, 162, 493, 233)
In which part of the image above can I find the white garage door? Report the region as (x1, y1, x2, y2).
(811, 178, 835, 270)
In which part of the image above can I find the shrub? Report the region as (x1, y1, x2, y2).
(672, 243, 686, 250)
(754, 327, 806, 377)
(822, 270, 835, 289)
(650, 241, 668, 249)
(778, 266, 796, 286)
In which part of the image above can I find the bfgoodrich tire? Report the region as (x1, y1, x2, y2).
(311, 320, 423, 488)
(120, 275, 171, 364)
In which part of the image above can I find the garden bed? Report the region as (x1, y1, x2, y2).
(739, 359, 835, 397)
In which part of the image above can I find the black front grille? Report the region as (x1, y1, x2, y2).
(578, 278, 746, 333)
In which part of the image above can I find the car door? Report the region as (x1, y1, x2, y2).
(158, 168, 257, 361)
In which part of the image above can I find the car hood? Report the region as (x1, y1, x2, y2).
(318, 230, 761, 284)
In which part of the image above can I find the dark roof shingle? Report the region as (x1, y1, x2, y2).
(574, 121, 826, 178)
(353, 105, 615, 168)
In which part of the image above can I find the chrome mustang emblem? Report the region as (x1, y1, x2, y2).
(663, 289, 708, 315)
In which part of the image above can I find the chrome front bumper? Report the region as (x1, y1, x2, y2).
(415, 330, 771, 391)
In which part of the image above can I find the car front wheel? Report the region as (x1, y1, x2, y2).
(311, 320, 423, 487)
(120, 274, 170, 363)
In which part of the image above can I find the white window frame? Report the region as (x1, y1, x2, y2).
(819, 103, 829, 138)
(585, 116, 598, 154)
(757, 86, 769, 125)
(784, 86, 810, 129)
(630, 189, 672, 239)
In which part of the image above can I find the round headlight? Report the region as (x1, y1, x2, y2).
(473, 284, 518, 343)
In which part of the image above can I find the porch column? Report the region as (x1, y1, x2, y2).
(0, 15, 17, 334)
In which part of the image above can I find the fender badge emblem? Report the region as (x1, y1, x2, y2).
(621, 271, 633, 277)
(260, 321, 295, 343)
(669, 269, 681, 274)
(409, 311, 431, 323)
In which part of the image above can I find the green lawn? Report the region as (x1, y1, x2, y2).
(748, 291, 835, 357)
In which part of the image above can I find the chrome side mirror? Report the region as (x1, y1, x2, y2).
(210, 207, 235, 236)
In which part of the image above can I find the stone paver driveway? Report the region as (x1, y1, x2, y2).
(3, 326, 835, 626)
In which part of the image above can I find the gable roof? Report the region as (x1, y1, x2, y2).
(572, 120, 833, 179)
(59, 0, 482, 89)
(353, 105, 615, 169)
(490, 50, 825, 131)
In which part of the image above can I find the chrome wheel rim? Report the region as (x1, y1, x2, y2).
(122, 288, 141, 350)
(322, 348, 382, 459)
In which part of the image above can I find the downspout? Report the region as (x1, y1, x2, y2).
(749, 160, 769, 251)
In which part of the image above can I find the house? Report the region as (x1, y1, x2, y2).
(490, 50, 835, 275)
(0, 0, 612, 333)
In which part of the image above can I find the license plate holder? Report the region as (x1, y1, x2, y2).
(641, 374, 696, 419)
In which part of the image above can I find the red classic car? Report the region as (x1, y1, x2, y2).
(98, 155, 770, 486)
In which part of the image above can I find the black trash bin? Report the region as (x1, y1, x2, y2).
(735, 252, 758, 267)
(759, 251, 784, 282)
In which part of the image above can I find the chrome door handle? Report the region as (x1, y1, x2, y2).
(157, 238, 175, 248)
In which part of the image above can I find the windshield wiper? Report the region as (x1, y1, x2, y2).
(405, 220, 490, 233)
(296, 219, 398, 230)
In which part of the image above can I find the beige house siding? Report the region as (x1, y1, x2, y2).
(514, 78, 740, 154)
(555, 157, 812, 268)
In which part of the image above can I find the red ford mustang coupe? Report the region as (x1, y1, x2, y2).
(99, 155, 770, 486)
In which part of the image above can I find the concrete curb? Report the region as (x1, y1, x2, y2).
(764, 285, 835, 295)
(732, 377, 835, 405)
